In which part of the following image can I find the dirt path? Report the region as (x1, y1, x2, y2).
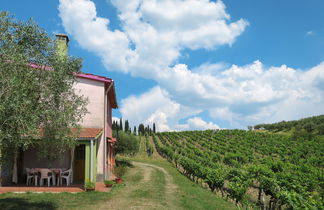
(132, 162, 179, 204)
(98, 161, 182, 210)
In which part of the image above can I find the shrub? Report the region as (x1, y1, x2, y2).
(104, 180, 114, 186)
(115, 131, 139, 155)
(84, 181, 95, 189)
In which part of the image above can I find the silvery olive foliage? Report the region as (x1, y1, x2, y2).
(0, 12, 88, 160)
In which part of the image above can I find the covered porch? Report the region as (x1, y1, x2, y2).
(0, 128, 102, 188)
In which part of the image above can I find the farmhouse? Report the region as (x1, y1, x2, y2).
(0, 34, 118, 187)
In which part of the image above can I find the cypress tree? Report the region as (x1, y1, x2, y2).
(138, 124, 144, 135)
(124, 120, 129, 132)
(133, 126, 137, 135)
(119, 118, 123, 131)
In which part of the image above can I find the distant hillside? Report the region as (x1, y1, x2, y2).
(254, 115, 324, 134)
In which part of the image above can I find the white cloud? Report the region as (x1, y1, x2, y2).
(58, 0, 324, 130)
(120, 86, 208, 131)
(59, 0, 248, 78)
(208, 62, 324, 127)
(185, 117, 220, 130)
(120, 61, 324, 130)
(58, 0, 135, 72)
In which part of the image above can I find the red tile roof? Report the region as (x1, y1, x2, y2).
(71, 128, 102, 138)
(37, 128, 102, 139)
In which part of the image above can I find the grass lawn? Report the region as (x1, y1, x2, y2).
(0, 191, 112, 210)
(130, 157, 237, 210)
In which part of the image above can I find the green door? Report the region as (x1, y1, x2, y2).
(73, 145, 85, 183)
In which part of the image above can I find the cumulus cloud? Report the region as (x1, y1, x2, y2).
(59, 0, 248, 77)
(208, 62, 324, 127)
(119, 61, 324, 129)
(120, 86, 203, 131)
(58, 0, 324, 130)
(185, 117, 220, 130)
(58, 0, 135, 72)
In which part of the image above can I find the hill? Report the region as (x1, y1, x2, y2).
(253, 115, 324, 134)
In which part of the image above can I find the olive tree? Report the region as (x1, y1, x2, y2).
(0, 12, 87, 179)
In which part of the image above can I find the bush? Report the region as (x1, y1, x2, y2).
(84, 181, 95, 189)
(104, 180, 114, 186)
(115, 131, 139, 155)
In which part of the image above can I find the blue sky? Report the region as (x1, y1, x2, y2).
(2, 0, 324, 131)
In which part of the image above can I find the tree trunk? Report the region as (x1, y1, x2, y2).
(70, 148, 75, 184)
(261, 188, 265, 210)
(220, 189, 224, 197)
(12, 150, 18, 184)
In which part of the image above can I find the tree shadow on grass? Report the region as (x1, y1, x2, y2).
(116, 158, 134, 168)
(0, 197, 57, 210)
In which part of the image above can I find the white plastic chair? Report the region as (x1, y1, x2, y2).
(39, 169, 52, 187)
(60, 169, 72, 186)
(26, 168, 38, 186)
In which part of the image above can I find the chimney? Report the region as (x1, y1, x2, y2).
(55, 34, 69, 57)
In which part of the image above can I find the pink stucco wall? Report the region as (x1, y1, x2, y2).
(74, 77, 105, 129)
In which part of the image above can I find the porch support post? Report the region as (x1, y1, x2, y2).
(90, 140, 93, 181)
